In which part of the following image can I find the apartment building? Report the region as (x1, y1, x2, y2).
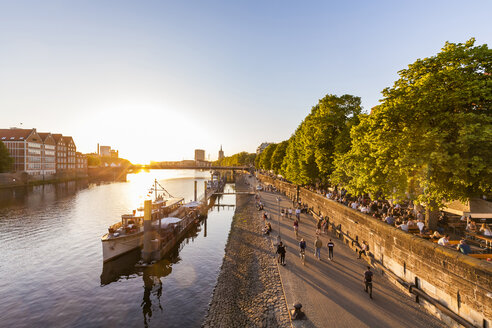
(0, 128, 43, 175)
(76, 152, 88, 172)
(63, 136, 76, 170)
(37, 133, 56, 175)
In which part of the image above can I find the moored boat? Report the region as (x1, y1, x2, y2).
(101, 194, 184, 263)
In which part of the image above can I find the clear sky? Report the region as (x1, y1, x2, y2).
(1, 0, 491, 164)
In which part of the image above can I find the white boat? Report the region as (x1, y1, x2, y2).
(101, 196, 184, 263)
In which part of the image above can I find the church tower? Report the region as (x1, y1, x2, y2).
(218, 145, 224, 161)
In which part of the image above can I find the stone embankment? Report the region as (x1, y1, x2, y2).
(202, 174, 291, 328)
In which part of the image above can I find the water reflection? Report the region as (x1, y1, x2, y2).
(0, 171, 234, 328)
(0, 180, 89, 208)
(100, 218, 207, 327)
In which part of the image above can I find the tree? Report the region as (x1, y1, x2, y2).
(215, 152, 255, 166)
(270, 140, 288, 174)
(280, 94, 362, 185)
(86, 154, 101, 166)
(0, 141, 13, 173)
(259, 143, 277, 170)
(334, 38, 492, 228)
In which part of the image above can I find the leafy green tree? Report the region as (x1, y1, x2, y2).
(280, 94, 362, 185)
(215, 152, 255, 166)
(270, 140, 288, 174)
(281, 136, 301, 183)
(259, 143, 277, 170)
(86, 154, 101, 166)
(334, 38, 492, 228)
(0, 141, 13, 173)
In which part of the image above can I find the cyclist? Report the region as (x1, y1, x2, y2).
(299, 238, 306, 263)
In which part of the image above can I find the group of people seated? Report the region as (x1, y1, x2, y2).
(465, 217, 492, 237)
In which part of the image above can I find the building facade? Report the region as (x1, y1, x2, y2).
(99, 146, 111, 157)
(1, 128, 82, 176)
(52, 134, 67, 170)
(256, 142, 271, 155)
(76, 152, 88, 172)
(0, 128, 44, 175)
(63, 136, 76, 170)
(38, 133, 56, 175)
(194, 149, 205, 162)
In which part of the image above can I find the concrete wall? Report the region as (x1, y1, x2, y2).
(259, 175, 492, 328)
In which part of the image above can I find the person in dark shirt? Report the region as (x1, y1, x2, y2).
(456, 239, 471, 255)
(277, 242, 287, 265)
(364, 266, 373, 299)
(327, 239, 335, 260)
(299, 238, 306, 261)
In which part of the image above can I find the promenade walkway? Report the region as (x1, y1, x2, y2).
(257, 185, 446, 328)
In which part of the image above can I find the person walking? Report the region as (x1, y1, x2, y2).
(316, 219, 322, 235)
(299, 238, 306, 264)
(295, 208, 301, 222)
(314, 236, 323, 260)
(293, 219, 299, 238)
(327, 239, 335, 260)
(277, 241, 287, 266)
(364, 266, 373, 299)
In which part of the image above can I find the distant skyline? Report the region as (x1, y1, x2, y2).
(1, 1, 491, 164)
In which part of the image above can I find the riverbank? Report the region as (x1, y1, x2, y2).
(202, 174, 291, 328)
(0, 172, 89, 189)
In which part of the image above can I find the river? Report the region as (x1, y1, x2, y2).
(0, 170, 235, 328)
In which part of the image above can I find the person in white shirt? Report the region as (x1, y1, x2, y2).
(398, 221, 409, 232)
(480, 223, 492, 237)
(416, 220, 425, 232)
(438, 235, 450, 246)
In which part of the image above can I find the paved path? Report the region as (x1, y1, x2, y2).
(257, 184, 446, 328)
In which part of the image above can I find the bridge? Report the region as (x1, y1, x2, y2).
(130, 164, 252, 171)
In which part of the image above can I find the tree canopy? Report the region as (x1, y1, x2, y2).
(259, 143, 277, 170)
(281, 94, 362, 185)
(215, 152, 255, 166)
(0, 141, 13, 173)
(333, 38, 492, 208)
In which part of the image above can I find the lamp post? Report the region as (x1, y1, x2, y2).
(276, 196, 281, 237)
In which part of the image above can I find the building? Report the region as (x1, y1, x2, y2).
(1, 128, 81, 175)
(218, 145, 224, 161)
(37, 133, 56, 175)
(110, 149, 119, 158)
(76, 152, 88, 172)
(52, 134, 67, 171)
(0, 128, 43, 175)
(256, 142, 271, 155)
(63, 136, 76, 170)
(99, 146, 111, 157)
(195, 149, 205, 162)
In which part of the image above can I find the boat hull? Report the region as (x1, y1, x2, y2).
(102, 232, 144, 263)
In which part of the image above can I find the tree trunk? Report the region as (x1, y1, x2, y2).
(425, 201, 439, 231)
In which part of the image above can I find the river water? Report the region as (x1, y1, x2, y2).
(0, 170, 235, 328)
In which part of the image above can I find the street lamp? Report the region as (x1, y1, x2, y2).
(276, 196, 281, 238)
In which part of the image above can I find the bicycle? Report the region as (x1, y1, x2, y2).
(299, 248, 306, 265)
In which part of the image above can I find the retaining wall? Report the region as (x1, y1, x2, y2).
(259, 175, 492, 328)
